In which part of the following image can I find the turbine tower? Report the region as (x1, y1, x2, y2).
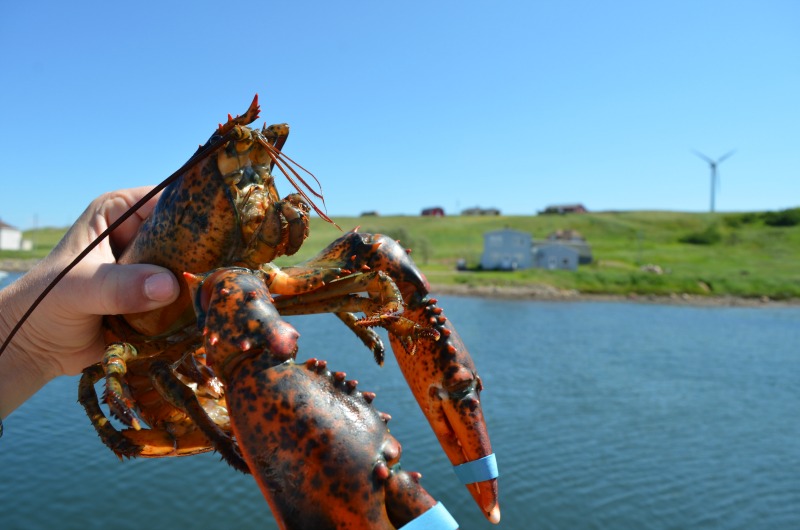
(692, 149, 736, 213)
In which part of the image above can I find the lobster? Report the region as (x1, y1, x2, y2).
(5, 95, 500, 527)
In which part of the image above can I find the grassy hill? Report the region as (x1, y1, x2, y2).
(4, 209, 800, 299)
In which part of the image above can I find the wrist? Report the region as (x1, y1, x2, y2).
(0, 343, 55, 419)
(0, 276, 59, 418)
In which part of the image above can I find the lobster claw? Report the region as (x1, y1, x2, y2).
(388, 301, 500, 524)
(352, 235, 500, 523)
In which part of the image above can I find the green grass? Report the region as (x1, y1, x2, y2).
(6, 210, 800, 299)
(279, 210, 800, 300)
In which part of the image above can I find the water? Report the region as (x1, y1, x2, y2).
(1, 271, 799, 529)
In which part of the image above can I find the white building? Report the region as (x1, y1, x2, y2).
(0, 221, 23, 250)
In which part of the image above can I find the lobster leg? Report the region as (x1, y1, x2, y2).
(82, 338, 241, 462)
(147, 359, 250, 473)
(335, 312, 386, 365)
(101, 342, 144, 430)
(275, 231, 501, 523)
(271, 270, 443, 363)
(273, 270, 408, 322)
(79, 364, 148, 458)
(79, 364, 215, 459)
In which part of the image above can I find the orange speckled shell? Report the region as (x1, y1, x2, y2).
(118, 156, 246, 336)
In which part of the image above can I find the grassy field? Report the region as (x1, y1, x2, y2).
(4, 209, 799, 299)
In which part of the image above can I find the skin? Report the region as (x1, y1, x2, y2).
(0, 186, 179, 420)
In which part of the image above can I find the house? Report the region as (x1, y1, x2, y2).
(533, 243, 579, 271)
(0, 221, 23, 250)
(480, 229, 533, 270)
(421, 207, 445, 217)
(546, 229, 593, 264)
(462, 206, 501, 216)
(540, 204, 588, 215)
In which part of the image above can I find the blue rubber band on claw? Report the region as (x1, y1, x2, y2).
(398, 502, 458, 530)
(453, 453, 499, 484)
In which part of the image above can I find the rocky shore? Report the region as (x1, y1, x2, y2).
(1, 258, 796, 307)
(428, 283, 800, 308)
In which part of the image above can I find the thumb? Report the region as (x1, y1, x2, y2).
(83, 264, 180, 316)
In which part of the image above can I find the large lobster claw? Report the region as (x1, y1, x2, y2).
(350, 234, 501, 524)
(389, 295, 500, 524)
(186, 267, 461, 529)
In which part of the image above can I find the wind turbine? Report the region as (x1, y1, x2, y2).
(692, 149, 736, 213)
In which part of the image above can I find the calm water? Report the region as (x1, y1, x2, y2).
(1, 271, 799, 529)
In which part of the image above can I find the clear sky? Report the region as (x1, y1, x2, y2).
(1, 1, 798, 229)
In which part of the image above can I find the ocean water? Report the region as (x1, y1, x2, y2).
(1, 271, 799, 529)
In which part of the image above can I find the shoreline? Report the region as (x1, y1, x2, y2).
(2, 259, 797, 308)
(428, 283, 800, 308)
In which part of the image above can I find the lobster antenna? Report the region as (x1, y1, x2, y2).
(0, 131, 233, 358)
(260, 139, 340, 229)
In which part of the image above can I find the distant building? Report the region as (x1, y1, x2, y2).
(0, 221, 23, 250)
(421, 207, 445, 217)
(462, 206, 501, 216)
(0, 221, 32, 251)
(533, 243, 579, 271)
(480, 229, 533, 270)
(540, 204, 588, 215)
(546, 229, 593, 264)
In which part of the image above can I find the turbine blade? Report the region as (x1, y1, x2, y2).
(692, 149, 714, 164)
(716, 149, 736, 164)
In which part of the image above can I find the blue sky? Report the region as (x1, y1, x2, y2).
(1, 1, 798, 229)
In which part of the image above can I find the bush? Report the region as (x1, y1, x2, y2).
(723, 212, 759, 228)
(679, 224, 722, 245)
(763, 208, 800, 227)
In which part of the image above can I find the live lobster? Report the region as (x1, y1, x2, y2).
(8, 95, 501, 528)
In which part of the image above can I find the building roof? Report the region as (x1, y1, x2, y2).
(547, 229, 586, 241)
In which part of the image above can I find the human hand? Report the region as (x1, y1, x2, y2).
(0, 186, 179, 418)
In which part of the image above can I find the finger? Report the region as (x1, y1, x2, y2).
(100, 187, 163, 250)
(123, 186, 163, 219)
(60, 188, 162, 258)
(73, 264, 179, 316)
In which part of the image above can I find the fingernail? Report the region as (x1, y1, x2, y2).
(144, 272, 176, 301)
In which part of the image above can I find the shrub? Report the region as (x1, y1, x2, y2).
(763, 208, 800, 227)
(723, 213, 759, 228)
(679, 224, 722, 245)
